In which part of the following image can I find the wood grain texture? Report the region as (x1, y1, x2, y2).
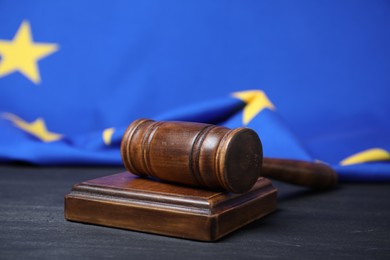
(121, 119, 337, 190)
(1, 165, 389, 259)
(65, 172, 277, 241)
(262, 158, 338, 189)
(121, 119, 263, 193)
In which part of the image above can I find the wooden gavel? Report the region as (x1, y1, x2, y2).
(121, 119, 338, 193)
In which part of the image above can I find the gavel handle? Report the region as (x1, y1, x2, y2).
(262, 158, 338, 189)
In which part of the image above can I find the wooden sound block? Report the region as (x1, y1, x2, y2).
(64, 172, 277, 241)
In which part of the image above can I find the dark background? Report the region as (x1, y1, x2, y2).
(1, 165, 389, 259)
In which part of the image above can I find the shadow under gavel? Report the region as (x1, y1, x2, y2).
(121, 119, 338, 193)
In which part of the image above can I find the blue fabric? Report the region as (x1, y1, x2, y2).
(0, 0, 389, 181)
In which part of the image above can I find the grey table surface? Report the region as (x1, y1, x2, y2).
(0, 165, 389, 259)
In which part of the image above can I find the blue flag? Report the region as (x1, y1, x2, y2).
(0, 1, 389, 181)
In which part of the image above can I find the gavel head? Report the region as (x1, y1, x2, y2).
(120, 119, 263, 193)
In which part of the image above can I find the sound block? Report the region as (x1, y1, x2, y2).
(65, 172, 277, 241)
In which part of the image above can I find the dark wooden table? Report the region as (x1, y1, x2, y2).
(0, 165, 389, 259)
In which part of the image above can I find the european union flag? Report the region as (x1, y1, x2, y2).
(0, 1, 389, 182)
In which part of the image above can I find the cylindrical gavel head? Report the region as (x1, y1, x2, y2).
(120, 119, 263, 193)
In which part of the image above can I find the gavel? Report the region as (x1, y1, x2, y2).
(121, 119, 338, 193)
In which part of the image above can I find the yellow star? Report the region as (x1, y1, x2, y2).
(340, 148, 390, 166)
(2, 113, 62, 142)
(232, 90, 275, 125)
(0, 20, 58, 84)
(102, 127, 115, 145)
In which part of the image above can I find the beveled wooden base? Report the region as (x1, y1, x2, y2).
(64, 172, 277, 241)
